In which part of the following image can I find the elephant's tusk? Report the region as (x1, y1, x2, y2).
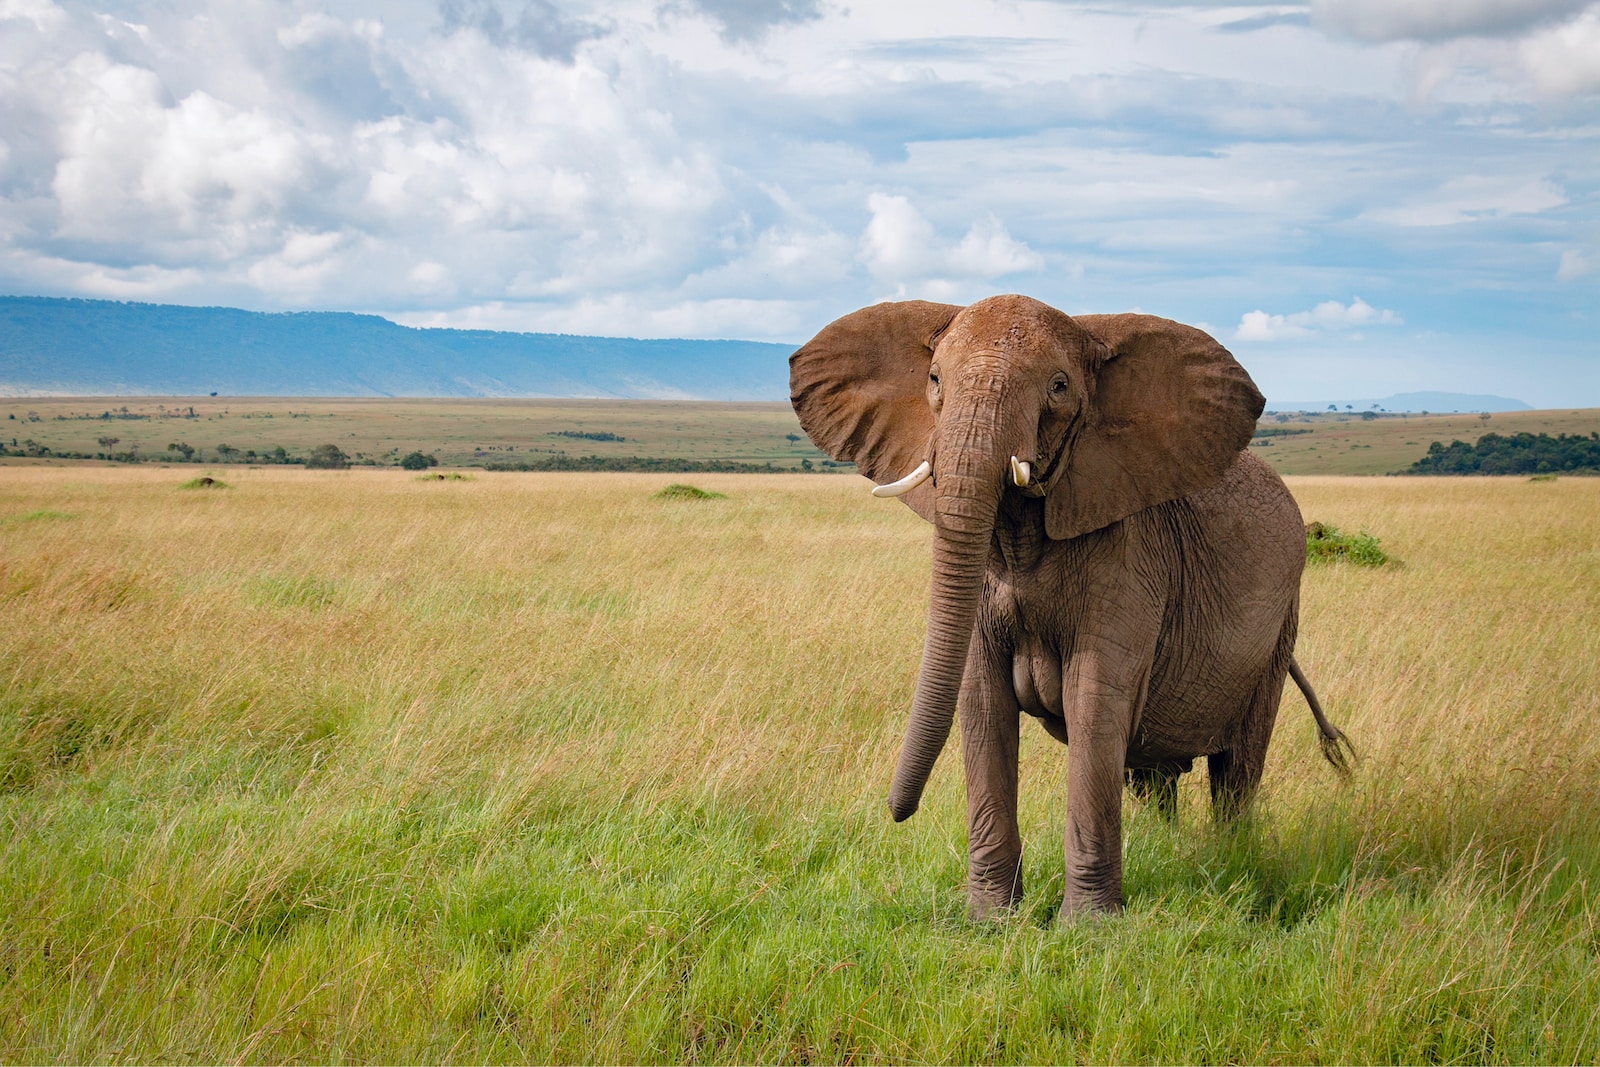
(871, 460, 933, 498)
(1010, 456, 1031, 488)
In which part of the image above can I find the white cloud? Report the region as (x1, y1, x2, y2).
(1556, 249, 1594, 280)
(1519, 7, 1600, 94)
(1363, 175, 1568, 227)
(1311, 0, 1591, 41)
(1234, 297, 1402, 342)
(0, 0, 65, 31)
(860, 193, 1042, 285)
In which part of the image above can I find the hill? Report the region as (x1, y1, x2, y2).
(0, 296, 794, 400)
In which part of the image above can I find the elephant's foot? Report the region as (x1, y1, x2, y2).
(967, 889, 1022, 921)
(966, 859, 1023, 920)
(1058, 886, 1124, 920)
(1059, 857, 1123, 918)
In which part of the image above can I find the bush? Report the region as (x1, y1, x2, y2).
(1304, 521, 1393, 567)
(654, 484, 726, 500)
(400, 451, 438, 471)
(305, 444, 350, 470)
(178, 477, 229, 490)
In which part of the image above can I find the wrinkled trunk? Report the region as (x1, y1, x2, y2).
(887, 392, 1006, 821)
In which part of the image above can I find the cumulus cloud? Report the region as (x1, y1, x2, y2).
(1519, 6, 1600, 94)
(860, 193, 1042, 286)
(1234, 298, 1401, 342)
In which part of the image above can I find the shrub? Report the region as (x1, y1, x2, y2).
(400, 451, 438, 471)
(178, 477, 229, 490)
(306, 444, 350, 470)
(1304, 521, 1393, 567)
(654, 483, 725, 500)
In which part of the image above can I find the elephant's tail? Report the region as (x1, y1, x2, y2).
(1289, 656, 1356, 779)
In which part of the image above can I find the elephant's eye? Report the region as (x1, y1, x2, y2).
(1050, 377, 1069, 395)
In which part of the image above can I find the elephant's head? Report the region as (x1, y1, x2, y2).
(789, 295, 1264, 821)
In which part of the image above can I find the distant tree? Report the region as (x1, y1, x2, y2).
(216, 443, 241, 463)
(167, 441, 196, 462)
(267, 445, 291, 464)
(1359, 411, 1378, 421)
(786, 433, 801, 444)
(97, 435, 119, 453)
(801, 458, 813, 471)
(307, 444, 350, 469)
(1480, 412, 1492, 425)
(400, 451, 438, 470)
(1327, 404, 1337, 411)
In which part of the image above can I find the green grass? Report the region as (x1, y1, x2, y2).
(1, 467, 1597, 1062)
(178, 475, 230, 490)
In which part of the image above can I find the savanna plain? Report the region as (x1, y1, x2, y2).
(2, 464, 1598, 1063)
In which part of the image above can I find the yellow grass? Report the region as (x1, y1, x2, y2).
(2, 466, 1597, 1062)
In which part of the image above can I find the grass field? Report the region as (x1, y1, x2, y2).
(5, 396, 1599, 475)
(2, 466, 1598, 1063)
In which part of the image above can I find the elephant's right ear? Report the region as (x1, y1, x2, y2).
(789, 300, 961, 523)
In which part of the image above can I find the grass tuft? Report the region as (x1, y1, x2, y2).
(654, 482, 726, 500)
(0, 509, 74, 524)
(178, 476, 229, 490)
(1304, 520, 1394, 566)
(417, 471, 473, 481)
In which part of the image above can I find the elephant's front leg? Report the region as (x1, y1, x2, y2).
(958, 631, 1023, 919)
(1061, 650, 1145, 916)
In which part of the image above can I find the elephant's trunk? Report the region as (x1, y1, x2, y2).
(887, 384, 1007, 821)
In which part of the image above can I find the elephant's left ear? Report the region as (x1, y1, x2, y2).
(1046, 314, 1264, 541)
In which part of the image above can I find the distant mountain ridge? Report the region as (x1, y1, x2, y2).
(0, 296, 795, 400)
(1, 297, 1540, 412)
(1265, 391, 1531, 413)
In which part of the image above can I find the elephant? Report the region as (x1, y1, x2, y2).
(789, 294, 1351, 919)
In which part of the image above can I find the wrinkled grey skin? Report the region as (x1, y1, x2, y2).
(790, 295, 1348, 919)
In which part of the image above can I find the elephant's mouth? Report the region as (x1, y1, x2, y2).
(1010, 442, 1067, 499)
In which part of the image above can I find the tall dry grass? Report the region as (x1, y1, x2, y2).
(1, 465, 1597, 1062)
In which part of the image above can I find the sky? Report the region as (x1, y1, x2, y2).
(1, 0, 1597, 405)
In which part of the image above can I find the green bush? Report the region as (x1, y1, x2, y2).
(1305, 521, 1393, 567)
(654, 483, 725, 500)
(178, 476, 229, 490)
(305, 444, 350, 470)
(399, 451, 438, 471)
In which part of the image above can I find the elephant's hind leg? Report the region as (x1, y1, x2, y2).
(1208, 644, 1292, 824)
(1126, 765, 1181, 821)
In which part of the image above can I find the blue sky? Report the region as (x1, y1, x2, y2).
(1, 0, 1596, 405)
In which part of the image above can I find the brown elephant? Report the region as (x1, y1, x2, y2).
(789, 294, 1350, 919)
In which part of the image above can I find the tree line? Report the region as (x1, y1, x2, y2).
(1404, 432, 1600, 475)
